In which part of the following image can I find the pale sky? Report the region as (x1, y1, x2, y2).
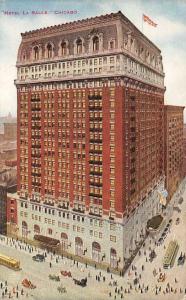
(0, 0, 185, 121)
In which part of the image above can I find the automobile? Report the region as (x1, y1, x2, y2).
(73, 277, 87, 287)
(176, 218, 180, 225)
(22, 278, 36, 289)
(173, 207, 181, 213)
(164, 227, 169, 232)
(49, 274, 60, 281)
(61, 270, 72, 277)
(162, 232, 167, 238)
(178, 197, 183, 205)
(57, 284, 67, 294)
(32, 254, 45, 262)
(166, 223, 170, 228)
(169, 219, 173, 224)
(157, 238, 163, 246)
(177, 253, 185, 266)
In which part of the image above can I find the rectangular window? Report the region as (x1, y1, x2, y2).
(110, 235, 116, 242)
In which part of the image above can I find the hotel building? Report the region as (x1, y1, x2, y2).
(13, 11, 166, 270)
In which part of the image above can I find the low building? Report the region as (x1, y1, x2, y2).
(4, 123, 17, 141)
(164, 105, 185, 201)
(0, 184, 7, 235)
(183, 124, 186, 177)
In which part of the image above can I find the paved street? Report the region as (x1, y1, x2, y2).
(0, 178, 186, 300)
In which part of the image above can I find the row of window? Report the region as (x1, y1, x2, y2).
(21, 37, 115, 62)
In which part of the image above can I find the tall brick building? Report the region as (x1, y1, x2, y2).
(14, 11, 166, 270)
(164, 105, 185, 201)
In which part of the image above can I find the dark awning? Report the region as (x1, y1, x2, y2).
(34, 235, 60, 246)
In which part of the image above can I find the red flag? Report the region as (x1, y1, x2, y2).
(143, 14, 157, 27)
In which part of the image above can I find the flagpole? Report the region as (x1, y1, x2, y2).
(142, 14, 143, 33)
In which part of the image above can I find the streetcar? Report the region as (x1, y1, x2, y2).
(0, 253, 21, 271)
(163, 240, 179, 269)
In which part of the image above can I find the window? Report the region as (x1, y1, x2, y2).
(93, 36, 99, 51)
(110, 40, 114, 49)
(34, 46, 39, 60)
(46, 43, 53, 59)
(110, 235, 116, 242)
(76, 39, 83, 54)
(48, 228, 52, 235)
(61, 42, 67, 56)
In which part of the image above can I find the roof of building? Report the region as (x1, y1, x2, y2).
(164, 105, 185, 110)
(21, 11, 161, 52)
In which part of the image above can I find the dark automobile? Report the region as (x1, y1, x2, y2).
(157, 238, 163, 246)
(73, 277, 87, 287)
(32, 254, 45, 262)
(178, 197, 183, 205)
(173, 207, 181, 213)
(177, 253, 185, 266)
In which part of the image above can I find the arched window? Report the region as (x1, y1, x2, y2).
(110, 40, 114, 49)
(61, 42, 67, 56)
(75, 237, 83, 256)
(61, 232, 68, 251)
(110, 248, 117, 268)
(33, 46, 39, 60)
(92, 241, 101, 262)
(46, 43, 53, 59)
(93, 36, 99, 52)
(76, 38, 82, 54)
(34, 224, 40, 234)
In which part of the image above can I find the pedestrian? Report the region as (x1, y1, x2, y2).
(5, 281, 7, 286)
(16, 291, 18, 298)
(109, 292, 111, 297)
(96, 275, 98, 281)
(0, 282, 3, 288)
(2, 291, 4, 298)
(5, 287, 7, 294)
(21, 289, 24, 295)
(175, 278, 177, 283)
(86, 263, 87, 268)
(142, 265, 144, 271)
(103, 276, 105, 282)
(49, 262, 52, 268)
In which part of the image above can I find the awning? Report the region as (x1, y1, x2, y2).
(34, 235, 60, 246)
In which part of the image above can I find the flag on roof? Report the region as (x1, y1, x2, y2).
(143, 14, 157, 27)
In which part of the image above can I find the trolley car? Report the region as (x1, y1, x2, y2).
(0, 253, 21, 271)
(163, 240, 179, 269)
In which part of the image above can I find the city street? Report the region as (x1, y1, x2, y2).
(0, 179, 186, 300)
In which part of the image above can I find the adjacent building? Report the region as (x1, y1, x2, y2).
(183, 124, 186, 176)
(0, 184, 7, 235)
(13, 11, 167, 271)
(164, 105, 185, 201)
(4, 123, 17, 141)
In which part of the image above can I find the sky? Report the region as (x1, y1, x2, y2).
(0, 0, 186, 121)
